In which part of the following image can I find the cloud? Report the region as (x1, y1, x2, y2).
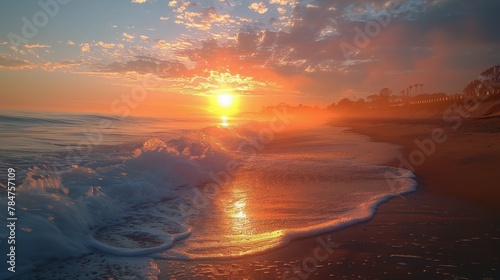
(131, 0, 148, 3)
(154, 36, 194, 52)
(66, 40, 75, 45)
(277, 7, 286, 14)
(80, 43, 90, 52)
(17, 0, 498, 100)
(176, 6, 232, 30)
(174, 1, 195, 13)
(40, 60, 85, 72)
(270, 0, 296, 5)
(24, 44, 51, 49)
(99, 56, 188, 78)
(0, 56, 84, 72)
(161, 0, 500, 97)
(96, 41, 123, 49)
(19, 44, 51, 58)
(249, 2, 268, 14)
(122, 32, 135, 42)
(0, 55, 32, 69)
(185, 70, 271, 94)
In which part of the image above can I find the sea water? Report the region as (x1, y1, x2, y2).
(0, 111, 416, 279)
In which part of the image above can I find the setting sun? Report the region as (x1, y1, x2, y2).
(218, 93, 234, 108)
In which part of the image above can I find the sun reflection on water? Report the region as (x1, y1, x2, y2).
(226, 188, 252, 234)
(212, 176, 290, 256)
(233, 200, 247, 218)
(220, 115, 229, 127)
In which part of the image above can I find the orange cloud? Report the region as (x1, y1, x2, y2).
(249, 2, 268, 14)
(122, 32, 135, 42)
(80, 43, 90, 53)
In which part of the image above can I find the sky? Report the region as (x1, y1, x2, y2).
(0, 0, 499, 116)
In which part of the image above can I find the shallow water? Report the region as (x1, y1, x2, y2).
(0, 112, 415, 279)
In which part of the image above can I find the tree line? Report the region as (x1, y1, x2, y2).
(328, 65, 500, 110)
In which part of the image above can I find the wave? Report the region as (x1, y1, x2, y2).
(0, 117, 416, 279)
(0, 122, 254, 278)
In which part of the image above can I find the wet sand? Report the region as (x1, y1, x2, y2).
(343, 117, 500, 210)
(157, 117, 500, 279)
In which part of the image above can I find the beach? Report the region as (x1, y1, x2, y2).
(157, 116, 500, 279)
(1, 113, 499, 280)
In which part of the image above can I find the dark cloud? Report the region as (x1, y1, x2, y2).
(245, 0, 500, 96)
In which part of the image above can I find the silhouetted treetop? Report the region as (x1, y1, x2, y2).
(464, 65, 500, 95)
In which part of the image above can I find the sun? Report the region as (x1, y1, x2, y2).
(218, 93, 234, 108)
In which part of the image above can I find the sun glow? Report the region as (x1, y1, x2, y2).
(210, 90, 239, 127)
(218, 93, 234, 108)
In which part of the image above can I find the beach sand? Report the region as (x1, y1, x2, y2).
(157, 117, 500, 280)
(344, 117, 500, 210)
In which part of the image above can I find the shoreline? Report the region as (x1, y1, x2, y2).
(339, 116, 500, 211)
(157, 117, 500, 279)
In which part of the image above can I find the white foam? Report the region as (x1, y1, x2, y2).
(0, 126, 249, 278)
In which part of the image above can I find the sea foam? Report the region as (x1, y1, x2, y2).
(0, 122, 250, 278)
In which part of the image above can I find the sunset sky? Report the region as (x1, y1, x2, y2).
(1, 0, 499, 116)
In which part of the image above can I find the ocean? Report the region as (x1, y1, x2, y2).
(0, 111, 416, 279)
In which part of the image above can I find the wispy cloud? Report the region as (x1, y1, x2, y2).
(40, 60, 86, 72)
(122, 32, 135, 42)
(0, 55, 33, 69)
(24, 44, 51, 49)
(96, 41, 123, 49)
(99, 56, 187, 77)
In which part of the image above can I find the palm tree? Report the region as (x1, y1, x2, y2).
(415, 84, 419, 95)
(420, 83, 423, 94)
(409, 85, 413, 96)
(401, 89, 408, 102)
